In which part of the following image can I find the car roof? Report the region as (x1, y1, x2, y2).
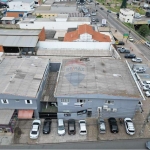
(32, 125, 39, 131)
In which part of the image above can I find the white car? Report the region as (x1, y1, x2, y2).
(131, 57, 142, 63)
(145, 90, 150, 97)
(143, 84, 150, 91)
(79, 120, 87, 135)
(91, 11, 96, 16)
(133, 67, 146, 73)
(30, 120, 41, 139)
(145, 41, 150, 47)
(58, 119, 65, 136)
(129, 37, 134, 42)
(124, 118, 135, 135)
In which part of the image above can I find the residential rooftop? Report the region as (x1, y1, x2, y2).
(55, 58, 140, 98)
(0, 56, 48, 98)
(9, 0, 34, 3)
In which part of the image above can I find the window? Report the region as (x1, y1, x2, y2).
(61, 99, 69, 103)
(64, 113, 71, 117)
(77, 99, 86, 103)
(1, 99, 9, 104)
(19, 14, 23, 17)
(105, 100, 114, 105)
(25, 100, 32, 104)
(15, 100, 20, 102)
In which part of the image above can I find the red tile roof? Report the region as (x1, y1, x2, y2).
(64, 24, 111, 42)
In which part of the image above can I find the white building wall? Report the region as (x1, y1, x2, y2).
(119, 9, 134, 23)
(7, 1, 35, 12)
(18, 21, 90, 30)
(37, 41, 111, 50)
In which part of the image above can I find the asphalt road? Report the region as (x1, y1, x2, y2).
(88, 2, 150, 61)
(0, 139, 149, 149)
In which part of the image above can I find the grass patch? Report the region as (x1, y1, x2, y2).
(123, 22, 135, 30)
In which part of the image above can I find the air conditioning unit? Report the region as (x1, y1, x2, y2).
(107, 108, 111, 112)
(103, 105, 108, 110)
(112, 108, 117, 112)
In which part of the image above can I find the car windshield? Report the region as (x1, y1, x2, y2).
(81, 130, 86, 133)
(31, 131, 37, 134)
(58, 125, 64, 130)
(33, 122, 39, 125)
(128, 129, 134, 132)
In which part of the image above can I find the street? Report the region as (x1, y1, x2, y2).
(0, 138, 149, 149)
(88, 2, 150, 61)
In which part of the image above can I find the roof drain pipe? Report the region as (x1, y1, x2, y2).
(125, 60, 145, 101)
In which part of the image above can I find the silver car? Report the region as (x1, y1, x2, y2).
(145, 41, 150, 47)
(98, 118, 106, 133)
(131, 57, 142, 63)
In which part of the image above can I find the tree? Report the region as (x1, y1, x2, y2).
(138, 25, 150, 37)
(120, 0, 127, 8)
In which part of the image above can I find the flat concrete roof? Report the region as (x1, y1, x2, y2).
(0, 56, 48, 98)
(11, 0, 33, 3)
(55, 58, 140, 98)
(0, 29, 41, 36)
(0, 110, 14, 125)
(54, 30, 67, 39)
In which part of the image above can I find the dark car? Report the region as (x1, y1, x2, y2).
(95, 18, 99, 22)
(124, 54, 136, 58)
(43, 118, 52, 134)
(108, 118, 119, 133)
(116, 41, 125, 45)
(68, 119, 76, 135)
(100, 7, 104, 10)
(107, 10, 111, 13)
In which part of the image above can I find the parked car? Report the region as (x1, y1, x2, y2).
(95, 18, 99, 22)
(142, 81, 150, 86)
(100, 7, 104, 10)
(116, 41, 125, 45)
(133, 67, 146, 73)
(91, 11, 96, 16)
(124, 54, 136, 58)
(107, 10, 111, 13)
(124, 118, 135, 135)
(108, 117, 119, 133)
(79, 120, 87, 135)
(145, 90, 150, 97)
(30, 120, 41, 139)
(43, 118, 51, 134)
(146, 141, 150, 149)
(98, 118, 106, 133)
(58, 119, 65, 136)
(68, 119, 76, 135)
(143, 84, 150, 91)
(128, 37, 134, 42)
(145, 41, 150, 47)
(118, 48, 130, 53)
(92, 18, 96, 22)
(132, 57, 142, 63)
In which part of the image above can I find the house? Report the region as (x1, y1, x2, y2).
(0, 28, 46, 55)
(64, 24, 111, 42)
(0, 56, 50, 132)
(119, 9, 134, 23)
(54, 58, 142, 120)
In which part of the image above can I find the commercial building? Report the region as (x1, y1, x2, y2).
(18, 15, 90, 30)
(0, 56, 50, 132)
(54, 58, 142, 120)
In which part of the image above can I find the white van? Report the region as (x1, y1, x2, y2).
(58, 119, 65, 136)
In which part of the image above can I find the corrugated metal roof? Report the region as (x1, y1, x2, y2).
(0, 29, 41, 36)
(0, 36, 38, 47)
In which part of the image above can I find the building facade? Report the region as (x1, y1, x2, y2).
(54, 58, 142, 120)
